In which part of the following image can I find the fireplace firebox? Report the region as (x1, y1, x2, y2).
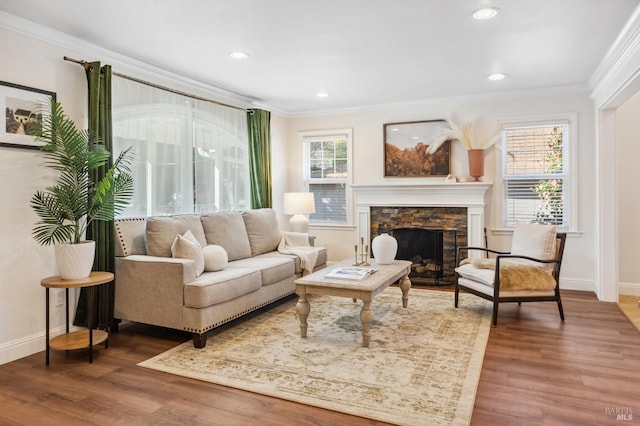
(390, 228, 456, 285)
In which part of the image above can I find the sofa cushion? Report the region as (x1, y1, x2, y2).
(203, 245, 228, 271)
(227, 255, 295, 286)
(201, 212, 252, 261)
(184, 268, 261, 309)
(146, 214, 206, 257)
(171, 230, 205, 277)
(242, 208, 282, 256)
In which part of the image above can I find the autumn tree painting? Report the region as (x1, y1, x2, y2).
(384, 120, 451, 177)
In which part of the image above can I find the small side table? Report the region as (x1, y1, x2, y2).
(41, 271, 114, 365)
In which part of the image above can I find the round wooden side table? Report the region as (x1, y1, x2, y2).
(41, 271, 114, 365)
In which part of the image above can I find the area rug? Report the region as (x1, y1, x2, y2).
(139, 289, 491, 425)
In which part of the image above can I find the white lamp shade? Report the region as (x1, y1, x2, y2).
(283, 192, 315, 233)
(283, 192, 316, 215)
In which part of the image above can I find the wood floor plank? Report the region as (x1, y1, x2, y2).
(0, 288, 639, 425)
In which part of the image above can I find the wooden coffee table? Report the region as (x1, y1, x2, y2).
(294, 259, 411, 347)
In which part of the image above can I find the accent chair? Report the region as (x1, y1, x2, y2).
(454, 222, 567, 326)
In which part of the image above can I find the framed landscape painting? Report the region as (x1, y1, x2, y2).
(1, 81, 56, 150)
(384, 119, 451, 177)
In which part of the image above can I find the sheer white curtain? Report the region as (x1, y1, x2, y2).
(112, 76, 250, 217)
(192, 99, 250, 213)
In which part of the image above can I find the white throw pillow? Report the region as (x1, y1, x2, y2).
(203, 244, 228, 271)
(511, 222, 556, 259)
(510, 222, 557, 271)
(171, 230, 205, 276)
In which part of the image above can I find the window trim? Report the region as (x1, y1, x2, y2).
(300, 128, 353, 227)
(493, 113, 578, 233)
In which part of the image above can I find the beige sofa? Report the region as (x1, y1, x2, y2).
(113, 208, 327, 348)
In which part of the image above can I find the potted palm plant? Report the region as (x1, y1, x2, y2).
(31, 99, 134, 279)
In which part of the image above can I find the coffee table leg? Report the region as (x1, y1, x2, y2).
(296, 292, 310, 338)
(399, 274, 411, 308)
(360, 300, 373, 347)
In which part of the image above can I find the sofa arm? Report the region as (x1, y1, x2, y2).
(121, 255, 197, 283)
(114, 255, 195, 330)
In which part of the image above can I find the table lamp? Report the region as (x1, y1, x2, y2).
(283, 192, 316, 233)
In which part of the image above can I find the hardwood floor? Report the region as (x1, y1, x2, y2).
(619, 295, 640, 331)
(0, 289, 638, 425)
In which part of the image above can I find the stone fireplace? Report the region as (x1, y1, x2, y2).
(371, 207, 466, 284)
(353, 183, 491, 284)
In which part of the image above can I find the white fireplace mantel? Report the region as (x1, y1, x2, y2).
(352, 183, 492, 254)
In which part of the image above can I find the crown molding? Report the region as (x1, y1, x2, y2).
(589, 5, 640, 109)
(0, 11, 258, 110)
(287, 84, 590, 118)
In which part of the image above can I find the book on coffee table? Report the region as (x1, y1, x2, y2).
(324, 266, 378, 280)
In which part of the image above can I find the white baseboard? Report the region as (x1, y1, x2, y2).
(560, 277, 595, 293)
(619, 281, 640, 296)
(0, 325, 76, 365)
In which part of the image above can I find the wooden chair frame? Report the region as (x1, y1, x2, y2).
(454, 233, 567, 326)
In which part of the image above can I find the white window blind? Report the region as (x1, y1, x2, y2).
(302, 132, 351, 224)
(502, 123, 569, 228)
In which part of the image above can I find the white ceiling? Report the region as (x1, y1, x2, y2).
(1, 0, 638, 115)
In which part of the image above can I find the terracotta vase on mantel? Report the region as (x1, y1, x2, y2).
(467, 149, 485, 182)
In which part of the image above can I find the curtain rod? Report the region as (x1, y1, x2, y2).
(63, 56, 253, 114)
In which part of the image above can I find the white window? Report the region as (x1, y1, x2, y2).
(301, 129, 352, 225)
(111, 76, 250, 217)
(498, 115, 576, 230)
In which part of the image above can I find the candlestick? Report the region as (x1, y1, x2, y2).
(361, 244, 370, 266)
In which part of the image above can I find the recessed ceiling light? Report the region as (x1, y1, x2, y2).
(488, 73, 506, 81)
(230, 51, 249, 59)
(473, 7, 499, 20)
(316, 92, 329, 98)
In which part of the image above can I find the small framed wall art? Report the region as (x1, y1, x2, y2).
(383, 119, 451, 177)
(1, 81, 56, 150)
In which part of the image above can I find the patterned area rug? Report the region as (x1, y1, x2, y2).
(139, 289, 491, 425)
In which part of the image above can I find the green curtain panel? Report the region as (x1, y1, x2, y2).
(247, 109, 272, 208)
(74, 61, 114, 330)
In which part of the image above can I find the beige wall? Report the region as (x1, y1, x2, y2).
(269, 112, 290, 227)
(285, 94, 598, 291)
(0, 28, 88, 363)
(616, 91, 640, 293)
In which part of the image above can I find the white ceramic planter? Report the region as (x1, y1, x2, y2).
(372, 233, 398, 264)
(55, 240, 95, 280)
